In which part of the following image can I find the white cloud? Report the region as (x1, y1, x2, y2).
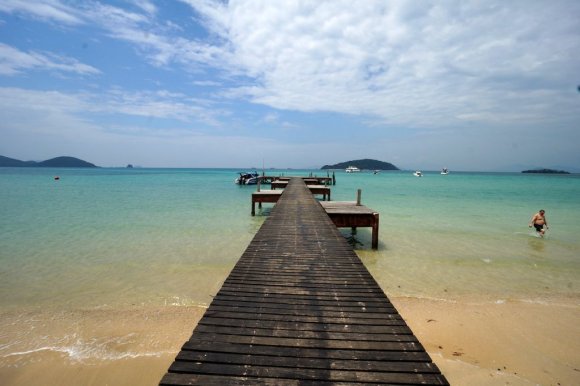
(129, 0, 157, 16)
(0, 43, 100, 76)
(0, 0, 83, 25)
(0, 86, 226, 137)
(100, 89, 225, 126)
(179, 0, 580, 129)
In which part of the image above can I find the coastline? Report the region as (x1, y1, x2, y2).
(1, 296, 578, 385)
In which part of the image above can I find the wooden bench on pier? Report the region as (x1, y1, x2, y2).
(161, 178, 448, 385)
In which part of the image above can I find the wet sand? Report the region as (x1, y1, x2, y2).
(2, 298, 578, 385)
(0, 306, 206, 386)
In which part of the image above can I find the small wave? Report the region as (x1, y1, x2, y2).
(3, 345, 174, 362)
(520, 298, 580, 308)
(392, 295, 458, 304)
(163, 297, 209, 308)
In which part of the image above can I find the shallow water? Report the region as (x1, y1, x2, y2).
(1, 167, 579, 366)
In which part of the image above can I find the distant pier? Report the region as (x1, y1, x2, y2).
(160, 178, 447, 385)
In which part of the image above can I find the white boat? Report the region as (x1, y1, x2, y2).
(413, 171, 423, 177)
(345, 166, 360, 173)
(441, 168, 449, 175)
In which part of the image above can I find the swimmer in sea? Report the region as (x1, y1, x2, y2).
(529, 209, 548, 237)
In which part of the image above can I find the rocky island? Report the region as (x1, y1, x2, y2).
(0, 155, 98, 168)
(321, 158, 399, 170)
(522, 168, 570, 174)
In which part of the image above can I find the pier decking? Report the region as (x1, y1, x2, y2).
(160, 178, 447, 385)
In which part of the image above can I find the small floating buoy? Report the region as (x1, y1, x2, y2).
(54, 176, 60, 180)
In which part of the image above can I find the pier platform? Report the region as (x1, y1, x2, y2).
(161, 178, 447, 385)
(252, 185, 330, 215)
(320, 201, 380, 249)
(251, 190, 283, 216)
(266, 176, 332, 185)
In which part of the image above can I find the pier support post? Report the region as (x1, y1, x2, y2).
(372, 212, 379, 249)
(356, 189, 361, 206)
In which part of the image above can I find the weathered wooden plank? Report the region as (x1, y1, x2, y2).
(161, 372, 369, 386)
(180, 340, 433, 362)
(218, 285, 386, 297)
(206, 304, 401, 320)
(210, 299, 397, 313)
(166, 362, 448, 385)
(194, 324, 417, 342)
(221, 278, 384, 291)
(201, 310, 405, 325)
(198, 317, 411, 333)
(188, 332, 424, 351)
(174, 351, 439, 373)
(212, 293, 392, 307)
(214, 291, 394, 304)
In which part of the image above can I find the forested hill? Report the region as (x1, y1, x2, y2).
(321, 159, 399, 170)
(0, 155, 98, 168)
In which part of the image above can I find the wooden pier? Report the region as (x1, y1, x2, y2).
(160, 178, 447, 385)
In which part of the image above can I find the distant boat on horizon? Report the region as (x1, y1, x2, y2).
(441, 167, 449, 175)
(345, 165, 361, 173)
(413, 170, 423, 177)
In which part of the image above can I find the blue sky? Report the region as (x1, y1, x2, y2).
(1, 0, 579, 170)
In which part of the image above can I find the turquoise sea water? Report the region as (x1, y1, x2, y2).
(1, 167, 579, 363)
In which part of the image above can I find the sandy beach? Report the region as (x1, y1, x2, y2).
(0, 306, 205, 386)
(393, 297, 580, 386)
(1, 297, 578, 385)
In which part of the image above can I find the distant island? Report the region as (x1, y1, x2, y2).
(0, 155, 98, 168)
(321, 159, 399, 170)
(522, 168, 570, 174)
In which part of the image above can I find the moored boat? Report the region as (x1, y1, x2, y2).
(235, 171, 259, 185)
(345, 166, 360, 173)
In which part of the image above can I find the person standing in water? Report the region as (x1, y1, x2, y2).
(529, 209, 549, 237)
